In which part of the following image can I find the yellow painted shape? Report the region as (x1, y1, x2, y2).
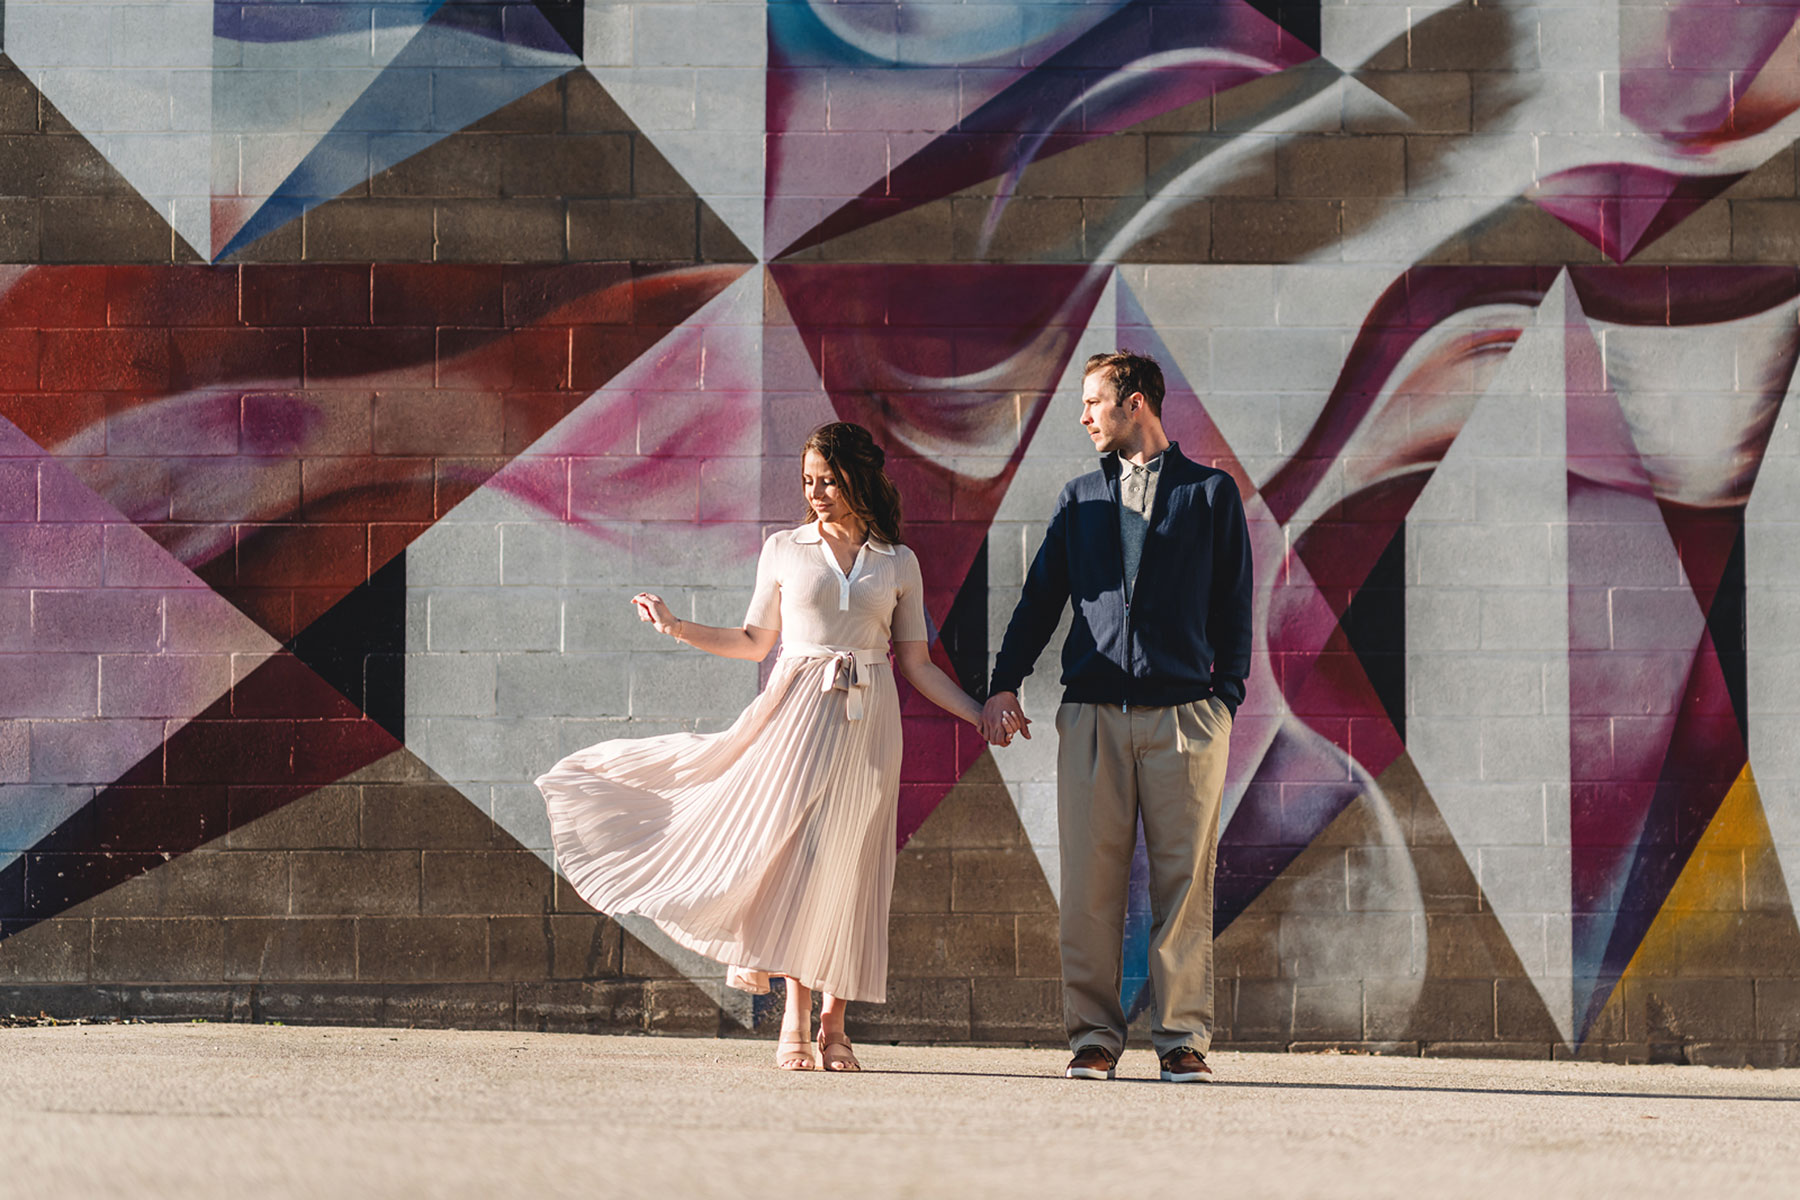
(1587, 764, 1772, 1028)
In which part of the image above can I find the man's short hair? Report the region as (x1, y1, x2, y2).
(1084, 350, 1165, 418)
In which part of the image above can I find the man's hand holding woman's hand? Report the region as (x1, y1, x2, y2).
(981, 691, 1030, 747)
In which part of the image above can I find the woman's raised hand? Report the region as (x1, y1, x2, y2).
(632, 592, 682, 638)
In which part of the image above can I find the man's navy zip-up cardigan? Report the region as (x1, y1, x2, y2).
(988, 443, 1254, 712)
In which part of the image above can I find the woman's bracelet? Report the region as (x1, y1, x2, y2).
(673, 618, 686, 641)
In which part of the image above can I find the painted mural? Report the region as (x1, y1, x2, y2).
(2, 0, 1800, 1059)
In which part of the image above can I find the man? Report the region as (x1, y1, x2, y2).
(984, 350, 1252, 1083)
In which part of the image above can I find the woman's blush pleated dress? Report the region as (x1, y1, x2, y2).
(535, 522, 929, 1002)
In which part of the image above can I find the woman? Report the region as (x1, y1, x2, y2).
(536, 422, 990, 1071)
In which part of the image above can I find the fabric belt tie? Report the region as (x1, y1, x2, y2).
(780, 643, 887, 720)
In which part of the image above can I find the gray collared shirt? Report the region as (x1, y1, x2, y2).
(1118, 452, 1162, 600)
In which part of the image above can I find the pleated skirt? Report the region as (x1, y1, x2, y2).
(536, 654, 902, 1002)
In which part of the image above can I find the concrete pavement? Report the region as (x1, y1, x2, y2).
(4, 1024, 1799, 1199)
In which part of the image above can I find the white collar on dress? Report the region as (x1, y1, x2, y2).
(794, 520, 896, 555)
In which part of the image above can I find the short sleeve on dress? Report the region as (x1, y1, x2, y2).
(744, 534, 783, 630)
(891, 548, 929, 642)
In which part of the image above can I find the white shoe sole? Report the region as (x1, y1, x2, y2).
(1065, 1066, 1115, 1080)
(1160, 1069, 1212, 1083)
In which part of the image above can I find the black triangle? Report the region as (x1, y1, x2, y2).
(1247, 0, 1321, 54)
(1708, 525, 1749, 745)
(941, 535, 990, 700)
(1338, 525, 1405, 742)
(425, 1, 582, 57)
(285, 553, 407, 742)
(527, 0, 584, 56)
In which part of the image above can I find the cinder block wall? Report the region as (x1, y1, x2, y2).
(2, 3, 1799, 1065)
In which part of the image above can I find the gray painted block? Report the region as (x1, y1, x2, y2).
(497, 652, 631, 719)
(427, 589, 561, 653)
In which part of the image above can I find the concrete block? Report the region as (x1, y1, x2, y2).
(0, 655, 98, 718)
(942, 914, 1019, 977)
(845, 977, 972, 1042)
(495, 652, 629, 719)
(627, 652, 756, 719)
(355, 916, 488, 983)
(1233, 978, 1295, 1039)
(1278, 135, 1404, 198)
(695, 69, 769, 132)
(1293, 980, 1364, 1039)
(951, 848, 1054, 914)
(1412, 523, 1552, 588)
(302, 199, 436, 261)
(406, 524, 504, 589)
(1628, 978, 1758, 1043)
(406, 716, 560, 784)
(405, 653, 498, 718)
(491, 783, 554, 852)
(971, 977, 1061, 1041)
(377, 983, 516, 1030)
(1368, 978, 1491, 1042)
(1272, 264, 1397, 330)
(1255, 848, 1349, 914)
(1476, 589, 1567, 652)
(1278, 912, 1413, 980)
(1479, 716, 1567, 782)
(561, 586, 655, 651)
(1345, 847, 1422, 912)
(514, 979, 646, 1033)
(291, 850, 421, 916)
(223, 917, 356, 981)
(422, 850, 555, 916)
(1192, 394, 1281, 458)
(90, 917, 225, 983)
(1494, 976, 1566, 1041)
(226, 784, 359, 850)
(1410, 653, 1546, 716)
(1673, 913, 1800, 978)
(155, 849, 288, 917)
(357, 781, 500, 851)
(0, 721, 25, 784)
(1403, 716, 1484, 782)
(98, 654, 231, 719)
(499, 522, 633, 587)
(1212, 327, 1347, 395)
(491, 913, 621, 981)
(0, 525, 105, 588)
(1754, 979, 1800, 1041)
(0, 918, 91, 983)
(1474, 847, 1569, 916)
(1015, 913, 1060, 977)
(1137, 265, 1276, 328)
(427, 588, 561, 653)
(632, 5, 765, 69)
(434, 199, 568, 263)
(1210, 198, 1341, 263)
(1408, 589, 1480, 652)
(568, 197, 700, 260)
(891, 848, 952, 913)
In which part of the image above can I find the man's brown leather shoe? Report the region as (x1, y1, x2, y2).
(1064, 1045, 1117, 1080)
(1159, 1048, 1213, 1083)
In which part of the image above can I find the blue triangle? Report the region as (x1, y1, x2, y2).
(217, 0, 579, 259)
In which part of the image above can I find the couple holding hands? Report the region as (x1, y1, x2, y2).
(536, 351, 1254, 1081)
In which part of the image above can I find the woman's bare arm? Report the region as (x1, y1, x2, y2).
(634, 592, 777, 662)
(893, 640, 986, 729)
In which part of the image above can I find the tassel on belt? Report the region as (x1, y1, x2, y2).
(779, 642, 888, 720)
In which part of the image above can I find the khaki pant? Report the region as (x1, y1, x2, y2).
(1055, 698, 1231, 1058)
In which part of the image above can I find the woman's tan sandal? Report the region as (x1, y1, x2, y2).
(776, 1034, 817, 1071)
(817, 1030, 861, 1072)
